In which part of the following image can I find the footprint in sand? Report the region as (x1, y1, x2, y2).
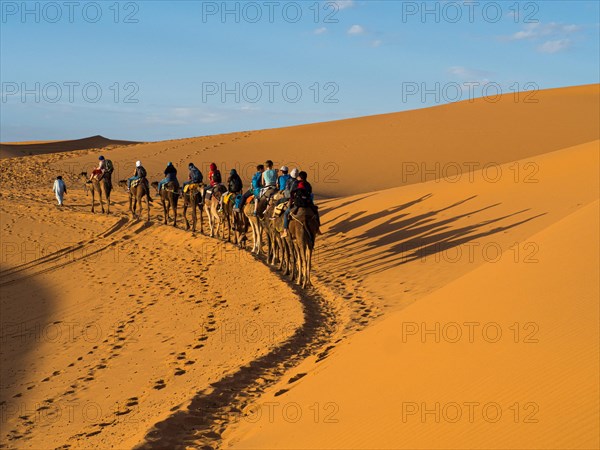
(288, 373, 307, 384)
(153, 380, 166, 390)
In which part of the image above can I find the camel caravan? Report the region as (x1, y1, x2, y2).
(81, 157, 321, 288)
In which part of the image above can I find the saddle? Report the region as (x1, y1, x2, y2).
(130, 178, 141, 189)
(274, 202, 287, 217)
(183, 183, 199, 194)
(91, 169, 104, 181)
(161, 181, 179, 192)
(260, 186, 277, 199)
(245, 195, 255, 206)
(223, 192, 234, 205)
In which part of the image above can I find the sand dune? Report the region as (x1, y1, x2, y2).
(0, 85, 598, 449)
(227, 199, 599, 449)
(0, 135, 140, 159)
(47, 84, 599, 198)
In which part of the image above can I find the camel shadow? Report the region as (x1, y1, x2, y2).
(319, 195, 546, 276)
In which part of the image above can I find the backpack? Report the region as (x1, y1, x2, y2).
(230, 175, 242, 192)
(294, 183, 312, 208)
(105, 159, 114, 173)
(251, 172, 262, 190)
(213, 170, 222, 184)
(191, 167, 203, 183)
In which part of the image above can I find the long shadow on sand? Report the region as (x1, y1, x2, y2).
(319, 195, 546, 276)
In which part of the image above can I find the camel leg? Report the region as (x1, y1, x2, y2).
(99, 189, 105, 213)
(304, 246, 313, 288)
(162, 197, 168, 225)
(132, 196, 138, 219)
(146, 194, 151, 222)
(191, 200, 197, 233)
(106, 193, 110, 214)
(91, 189, 95, 213)
(207, 207, 214, 237)
(183, 202, 190, 230)
(172, 199, 178, 228)
(198, 203, 203, 234)
(295, 240, 304, 285)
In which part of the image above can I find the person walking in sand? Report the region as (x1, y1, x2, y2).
(53, 175, 67, 206)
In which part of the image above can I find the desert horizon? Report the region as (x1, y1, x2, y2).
(1, 2, 599, 449)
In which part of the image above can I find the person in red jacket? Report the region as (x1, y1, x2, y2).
(208, 163, 222, 187)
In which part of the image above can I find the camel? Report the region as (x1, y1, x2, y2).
(204, 185, 227, 238)
(118, 179, 151, 221)
(260, 195, 281, 267)
(220, 192, 242, 244)
(288, 207, 319, 288)
(182, 184, 204, 234)
(261, 193, 295, 275)
(151, 181, 179, 227)
(80, 172, 111, 214)
(243, 199, 262, 255)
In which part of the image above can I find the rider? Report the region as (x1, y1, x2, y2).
(102, 156, 114, 189)
(235, 164, 264, 213)
(208, 163, 222, 187)
(281, 171, 320, 237)
(157, 162, 179, 194)
(262, 160, 277, 195)
(256, 160, 278, 217)
(223, 168, 243, 212)
(227, 168, 243, 195)
(89, 156, 105, 182)
(205, 162, 222, 201)
(127, 161, 152, 202)
(277, 166, 291, 193)
(283, 168, 299, 200)
(182, 162, 203, 192)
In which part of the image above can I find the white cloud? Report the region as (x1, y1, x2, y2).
(448, 66, 493, 80)
(331, 0, 354, 10)
(538, 39, 571, 53)
(314, 27, 327, 35)
(506, 22, 582, 41)
(347, 24, 365, 35)
(370, 39, 383, 48)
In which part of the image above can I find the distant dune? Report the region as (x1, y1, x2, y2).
(0, 135, 140, 159)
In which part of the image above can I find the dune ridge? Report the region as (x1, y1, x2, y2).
(0, 135, 140, 159)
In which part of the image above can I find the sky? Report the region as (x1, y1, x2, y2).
(1, 0, 599, 142)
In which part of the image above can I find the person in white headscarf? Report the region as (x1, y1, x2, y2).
(52, 175, 67, 206)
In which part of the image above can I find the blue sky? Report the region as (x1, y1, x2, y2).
(1, 0, 599, 141)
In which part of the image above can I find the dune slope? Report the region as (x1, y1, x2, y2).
(227, 198, 599, 449)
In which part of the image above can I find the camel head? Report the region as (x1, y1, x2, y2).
(79, 171, 88, 180)
(150, 181, 159, 189)
(118, 180, 128, 189)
